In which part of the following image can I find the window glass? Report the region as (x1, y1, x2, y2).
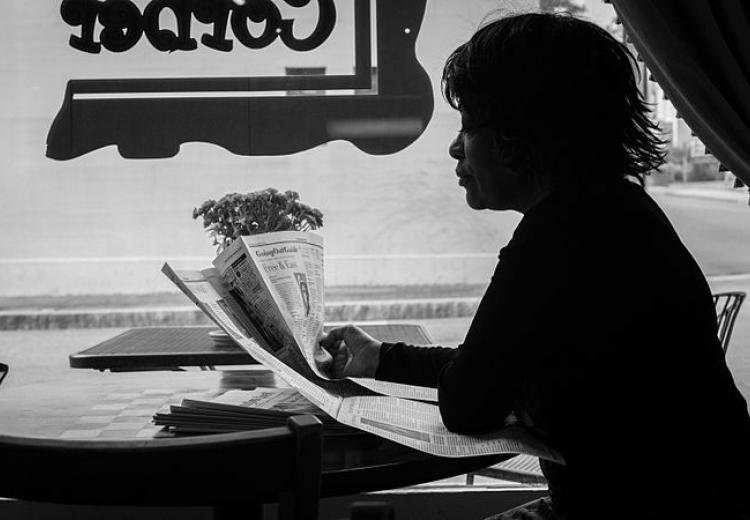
(1, 0, 538, 296)
(3, 1, 746, 366)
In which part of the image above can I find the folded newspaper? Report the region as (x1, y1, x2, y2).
(154, 387, 362, 436)
(163, 231, 563, 462)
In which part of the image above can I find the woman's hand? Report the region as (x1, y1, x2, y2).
(319, 325, 382, 378)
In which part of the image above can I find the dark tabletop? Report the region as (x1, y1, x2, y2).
(0, 368, 506, 497)
(69, 323, 434, 371)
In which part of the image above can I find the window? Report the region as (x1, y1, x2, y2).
(2, 0, 532, 300)
(3, 0, 749, 494)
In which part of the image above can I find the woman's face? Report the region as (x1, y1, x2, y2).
(449, 111, 532, 212)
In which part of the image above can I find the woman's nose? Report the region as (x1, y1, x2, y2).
(449, 133, 463, 160)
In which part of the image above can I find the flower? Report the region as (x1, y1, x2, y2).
(193, 188, 323, 252)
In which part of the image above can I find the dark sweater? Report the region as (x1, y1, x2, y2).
(376, 179, 750, 519)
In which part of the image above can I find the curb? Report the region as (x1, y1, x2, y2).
(0, 298, 482, 331)
(648, 186, 748, 203)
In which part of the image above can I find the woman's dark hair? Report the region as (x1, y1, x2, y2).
(442, 12, 666, 185)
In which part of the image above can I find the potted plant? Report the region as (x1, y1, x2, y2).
(192, 188, 323, 252)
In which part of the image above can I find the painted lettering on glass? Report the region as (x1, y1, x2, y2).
(59, 0, 337, 54)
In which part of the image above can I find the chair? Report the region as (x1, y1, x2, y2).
(0, 415, 322, 520)
(713, 291, 746, 353)
(0, 363, 7, 387)
(467, 291, 747, 487)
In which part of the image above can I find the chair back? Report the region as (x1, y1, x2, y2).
(0, 414, 322, 520)
(713, 291, 746, 353)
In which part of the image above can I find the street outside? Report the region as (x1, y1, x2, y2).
(650, 188, 750, 276)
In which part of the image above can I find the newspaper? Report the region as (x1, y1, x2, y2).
(212, 232, 329, 379)
(162, 261, 365, 402)
(211, 388, 322, 413)
(163, 232, 564, 463)
(154, 388, 360, 435)
(350, 378, 437, 402)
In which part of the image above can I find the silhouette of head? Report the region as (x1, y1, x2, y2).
(442, 12, 665, 187)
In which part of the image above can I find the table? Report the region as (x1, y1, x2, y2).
(0, 368, 507, 497)
(69, 324, 434, 371)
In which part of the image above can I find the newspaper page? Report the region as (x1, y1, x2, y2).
(168, 253, 326, 384)
(205, 388, 324, 415)
(335, 395, 564, 463)
(350, 378, 438, 402)
(162, 264, 268, 347)
(212, 232, 331, 380)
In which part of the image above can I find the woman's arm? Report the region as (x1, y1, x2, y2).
(319, 324, 458, 385)
(322, 243, 549, 434)
(376, 342, 460, 387)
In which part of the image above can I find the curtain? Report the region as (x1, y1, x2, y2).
(612, 0, 750, 188)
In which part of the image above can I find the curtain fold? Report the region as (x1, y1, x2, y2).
(612, 0, 750, 186)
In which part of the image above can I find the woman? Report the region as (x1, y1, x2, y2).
(321, 13, 750, 520)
